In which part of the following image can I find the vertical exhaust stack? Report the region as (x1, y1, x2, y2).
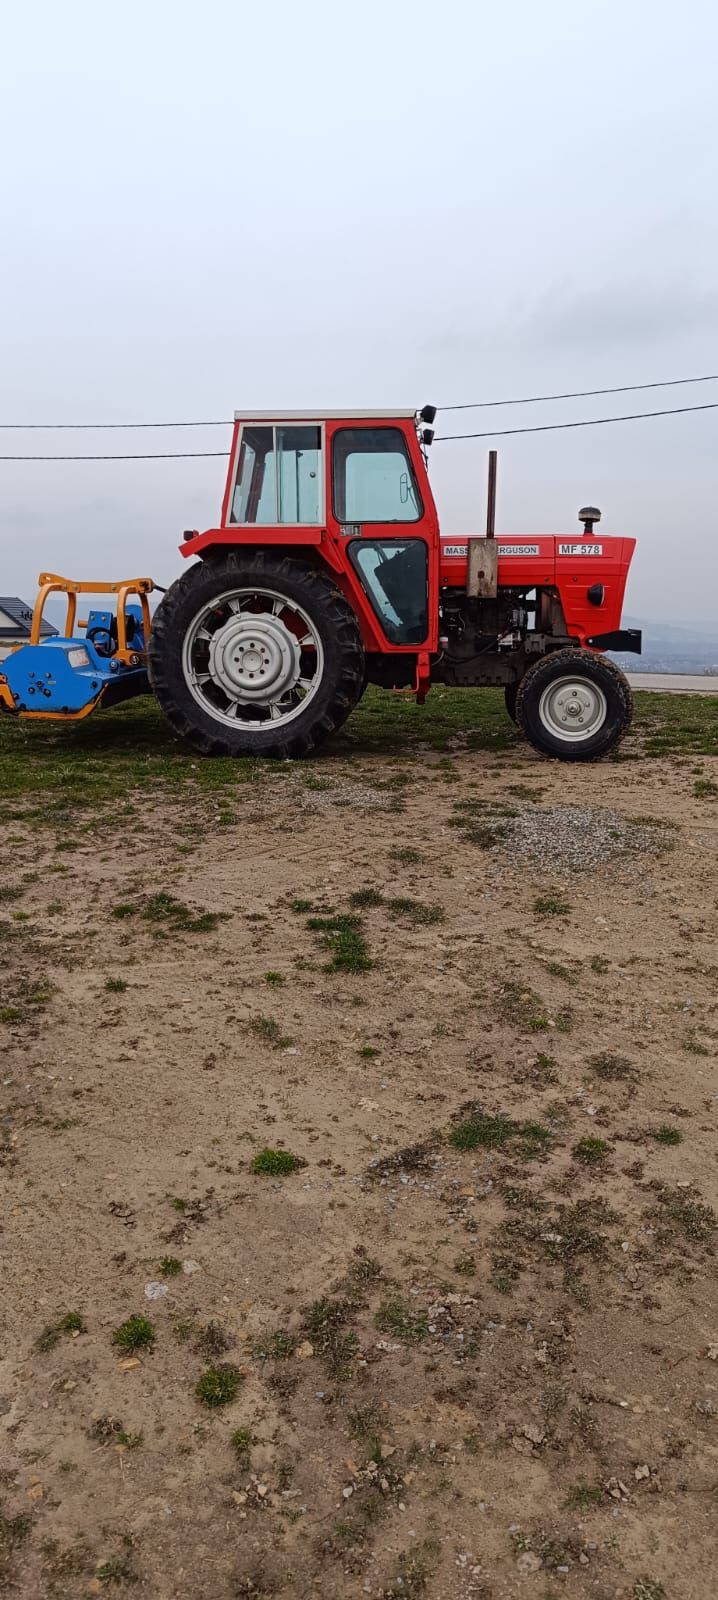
(467, 449, 499, 598)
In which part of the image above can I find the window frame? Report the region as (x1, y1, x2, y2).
(229, 420, 326, 526)
(331, 426, 424, 526)
(348, 536, 430, 645)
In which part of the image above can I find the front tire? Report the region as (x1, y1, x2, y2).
(516, 648, 632, 761)
(148, 552, 365, 758)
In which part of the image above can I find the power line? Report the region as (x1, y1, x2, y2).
(439, 371, 718, 411)
(1, 369, 718, 430)
(0, 419, 230, 430)
(0, 450, 230, 461)
(0, 400, 716, 459)
(436, 400, 718, 441)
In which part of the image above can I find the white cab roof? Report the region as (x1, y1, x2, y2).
(233, 410, 416, 421)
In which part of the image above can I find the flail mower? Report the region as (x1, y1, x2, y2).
(0, 407, 641, 760)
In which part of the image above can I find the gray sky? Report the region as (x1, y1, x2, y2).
(1, 0, 717, 624)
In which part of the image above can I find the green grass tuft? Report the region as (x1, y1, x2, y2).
(652, 1124, 683, 1146)
(573, 1136, 610, 1165)
(195, 1363, 243, 1407)
(251, 1147, 305, 1176)
(307, 911, 373, 972)
(112, 1315, 155, 1353)
(159, 1255, 182, 1276)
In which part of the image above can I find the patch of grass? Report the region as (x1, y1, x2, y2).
(384, 1542, 438, 1597)
(230, 1427, 254, 1464)
(251, 1146, 305, 1176)
(454, 1253, 476, 1276)
(389, 845, 423, 864)
(304, 1296, 358, 1378)
(533, 892, 571, 916)
(633, 1582, 666, 1600)
(650, 1186, 716, 1243)
(34, 1311, 86, 1352)
(682, 1031, 710, 1056)
(307, 911, 373, 973)
(450, 1108, 552, 1160)
(112, 1315, 155, 1353)
(264, 970, 285, 986)
(290, 897, 314, 913)
(142, 891, 228, 936)
(347, 1253, 383, 1285)
(496, 979, 550, 1032)
(247, 1015, 293, 1049)
(359, 1043, 379, 1058)
(447, 797, 515, 847)
(386, 896, 444, 926)
(349, 888, 385, 909)
(588, 1050, 636, 1081)
(694, 777, 718, 798)
(96, 1551, 137, 1586)
(573, 1136, 610, 1166)
(541, 1198, 616, 1264)
(374, 1296, 428, 1344)
(252, 1328, 297, 1362)
(111, 903, 134, 920)
(348, 1403, 385, 1445)
(195, 1364, 243, 1408)
(590, 954, 609, 973)
(104, 977, 128, 993)
(652, 1124, 683, 1146)
(159, 1256, 182, 1276)
(546, 960, 571, 979)
(564, 1481, 604, 1511)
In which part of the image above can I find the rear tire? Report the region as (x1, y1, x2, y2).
(148, 552, 365, 758)
(516, 648, 632, 761)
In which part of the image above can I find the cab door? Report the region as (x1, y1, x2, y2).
(325, 420, 440, 653)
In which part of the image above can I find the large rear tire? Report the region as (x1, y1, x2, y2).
(516, 648, 632, 761)
(148, 552, 365, 758)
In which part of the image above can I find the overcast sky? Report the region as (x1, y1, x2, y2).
(1, 0, 717, 624)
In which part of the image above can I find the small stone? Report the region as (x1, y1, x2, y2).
(182, 1259, 201, 1275)
(634, 1464, 650, 1481)
(118, 1357, 141, 1371)
(516, 1550, 542, 1573)
(144, 1281, 169, 1301)
(295, 1341, 314, 1360)
(26, 1480, 43, 1500)
(706, 1344, 718, 1361)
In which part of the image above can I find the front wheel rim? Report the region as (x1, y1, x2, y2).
(538, 675, 608, 741)
(181, 586, 324, 730)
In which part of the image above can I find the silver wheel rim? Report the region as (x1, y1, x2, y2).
(538, 674, 608, 742)
(182, 586, 324, 730)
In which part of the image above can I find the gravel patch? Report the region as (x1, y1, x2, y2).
(498, 804, 673, 872)
(300, 779, 392, 812)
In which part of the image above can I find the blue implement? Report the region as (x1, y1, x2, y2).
(0, 577, 154, 721)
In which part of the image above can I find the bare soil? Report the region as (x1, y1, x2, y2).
(2, 701, 717, 1599)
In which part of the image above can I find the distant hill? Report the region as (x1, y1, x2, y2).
(613, 617, 718, 675)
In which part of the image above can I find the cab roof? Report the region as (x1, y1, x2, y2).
(232, 410, 416, 421)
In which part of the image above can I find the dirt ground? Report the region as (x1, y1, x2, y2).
(1, 693, 717, 1600)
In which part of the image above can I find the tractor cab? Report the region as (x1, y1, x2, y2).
(182, 411, 441, 660)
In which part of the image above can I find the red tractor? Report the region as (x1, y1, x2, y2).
(148, 407, 640, 761)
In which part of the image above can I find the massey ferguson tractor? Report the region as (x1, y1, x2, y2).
(0, 407, 640, 760)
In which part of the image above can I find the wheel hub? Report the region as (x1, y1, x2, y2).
(208, 612, 301, 703)
(538, 676, 607, 741)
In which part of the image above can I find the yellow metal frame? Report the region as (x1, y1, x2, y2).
(31, 573, 155, 666)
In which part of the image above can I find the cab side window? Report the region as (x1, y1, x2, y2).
(332, 428, 422, 524)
